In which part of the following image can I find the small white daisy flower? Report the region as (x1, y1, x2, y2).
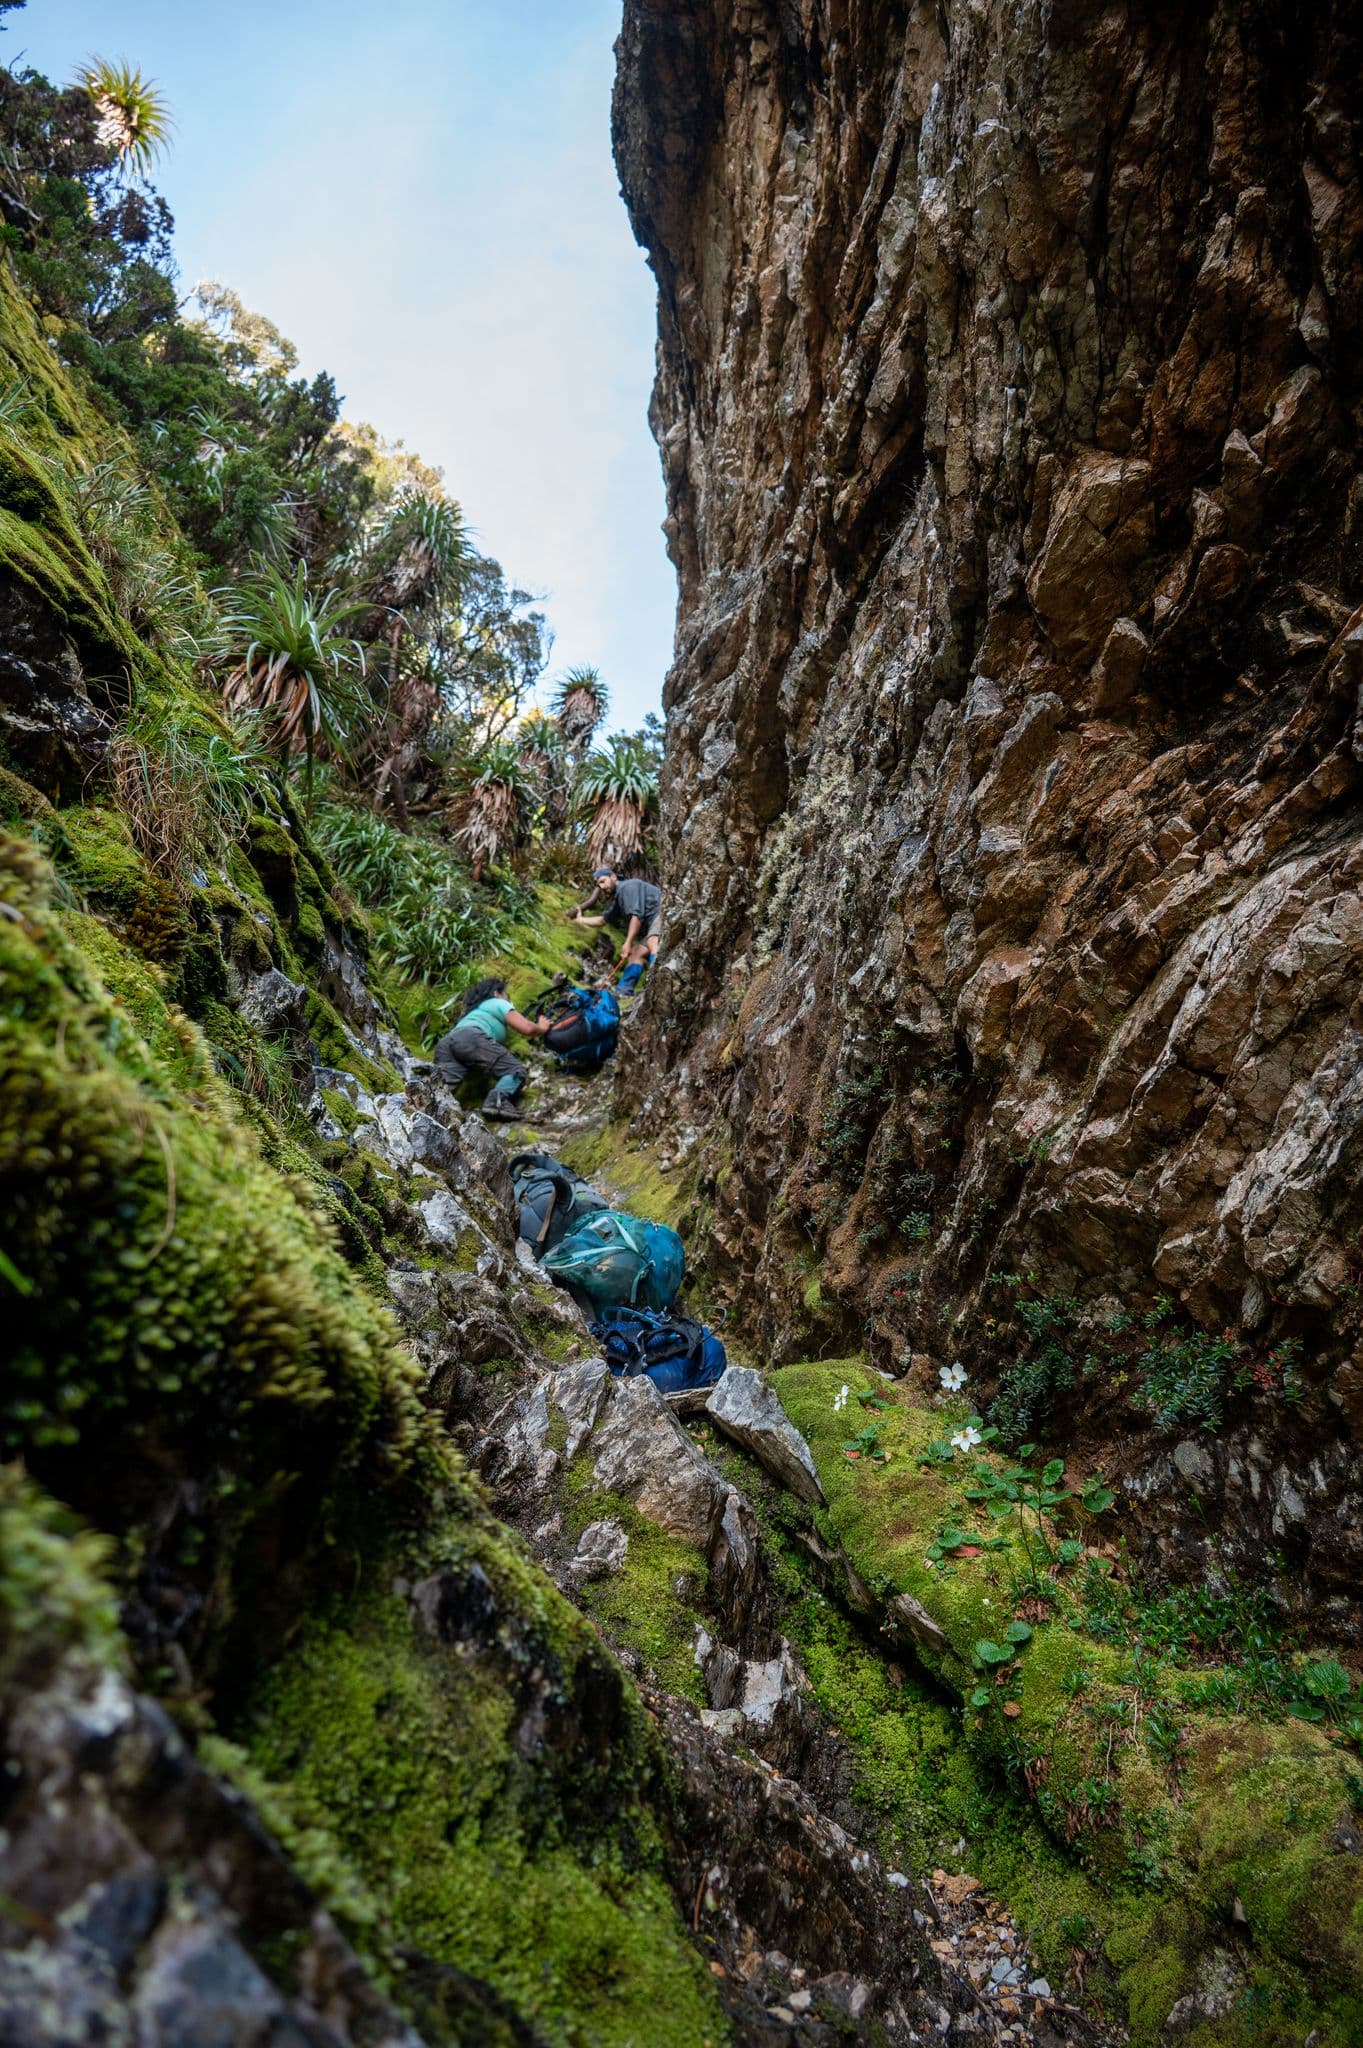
(939, 1362, 967, 1392)
(950, 1425, 983, 1453)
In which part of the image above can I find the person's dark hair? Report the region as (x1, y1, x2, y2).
(461, 976, 508, 1015)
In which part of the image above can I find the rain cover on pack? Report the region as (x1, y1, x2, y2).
(540, 1208, 684, 1312)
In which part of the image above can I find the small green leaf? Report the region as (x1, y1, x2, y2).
(1303, 1658, 1353, 1700)
(970, 1687, 993, 1708)
(1004, 1620, 1033, 1645)
(1042, 1458, 1065, 1486)
(1081, 1482, 1115, 1513)
(975, 1639, 1014, 1666)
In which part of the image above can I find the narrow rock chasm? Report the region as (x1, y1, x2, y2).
(3, 5, 1363, 2046)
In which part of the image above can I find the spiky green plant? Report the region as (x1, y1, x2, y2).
(0, 378, 39, 439)
(517, 710, 571, 831)
(340, 488, 470, 612)
(578, 736, 657, 870)
(312, 800, 513, 1035)
(450, 740, 532, 882)
(218, 562, 372, 794)
(66, 453, 216, 657)
(516, 709, 559, 765)
(111, 693, 277, 885)
(76, 58, 173, 179)
(552, 665, 609, 752)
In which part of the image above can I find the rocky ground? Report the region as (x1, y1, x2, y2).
(465, 1044, 1127, 2046)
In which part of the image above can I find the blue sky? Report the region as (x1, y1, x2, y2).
(13, 0, 673, 733)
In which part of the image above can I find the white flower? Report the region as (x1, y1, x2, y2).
(833, 1382, 850, 1413)
(939, 1362, 967, 1392)
(950, 1425, 983, 1454)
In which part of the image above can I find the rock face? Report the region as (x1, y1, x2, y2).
(615, 0, 1363, 1623)
(0, 1650, 427, 2048)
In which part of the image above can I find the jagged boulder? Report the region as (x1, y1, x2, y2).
(569, 1517, 629, 1579)
(239, 966, 308, 1041)
(483, 1361, 762, 1631)
(0, 1651, 424, 2048)
(705, 1366, 824, 1504)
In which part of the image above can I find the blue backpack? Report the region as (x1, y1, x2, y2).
(541, 1208, 685, 1312)
(591, 1305, 726, 1397)
(538, 984, 620, 1072)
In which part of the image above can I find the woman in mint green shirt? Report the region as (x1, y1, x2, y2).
(433, 976, 550, 1121)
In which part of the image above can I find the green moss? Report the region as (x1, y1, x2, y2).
(304, 988, 397, 1093)
(0, 1465, 123, 1683)
(527, 1313, 581, 1364)
(1, 828, 433, 1657)
(484, 880, 593, 1008)
(0, 762, 53, 828)
(54, 804, 192, 963)
(320, 1086, 365, 1136)
(567, 1491, 709, 1705)
(0, 272, 143, 690)
(559, 1120, 690, 1235)
(240, 1565, 726, 2048)
(772, 1357, 1363, 2042)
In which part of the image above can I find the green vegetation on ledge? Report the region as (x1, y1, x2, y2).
(774, 1359, 1363, 2046)
(238, 1552, 724, 2048)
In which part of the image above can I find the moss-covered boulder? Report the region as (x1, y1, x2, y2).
(775, 1358, 1363, 2045)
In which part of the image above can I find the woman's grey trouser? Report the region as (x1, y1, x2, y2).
(432, 1025, 528, 1096)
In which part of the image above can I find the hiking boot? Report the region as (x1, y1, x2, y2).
(481, 1095, 525, 1122)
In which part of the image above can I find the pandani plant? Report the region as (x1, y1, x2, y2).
(376, 491, 469, 610)
(578, 735, 657, 871)
(516, 710, 571, 831)
(218, 561, 372, 797)
(76, 59, 173, 180)
(552, 664, 609, 753)
(342, 490, 471, 812)
(450, 739, 532, 883)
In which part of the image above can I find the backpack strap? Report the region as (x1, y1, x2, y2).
(534, 1184, 558, 1246)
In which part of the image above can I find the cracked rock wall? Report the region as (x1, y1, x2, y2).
(614, 0, 1363, 1619)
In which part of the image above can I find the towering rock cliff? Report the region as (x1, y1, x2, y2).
(615, 0, 1363, 1630)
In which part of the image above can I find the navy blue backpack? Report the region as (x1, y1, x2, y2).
(591, 1305, 727, 1397)
(537, 984, 620, 1072)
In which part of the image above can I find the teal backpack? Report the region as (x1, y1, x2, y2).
(541, 1208, 685, 1313)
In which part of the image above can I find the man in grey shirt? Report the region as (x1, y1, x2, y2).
(570, 867, 661, 993)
